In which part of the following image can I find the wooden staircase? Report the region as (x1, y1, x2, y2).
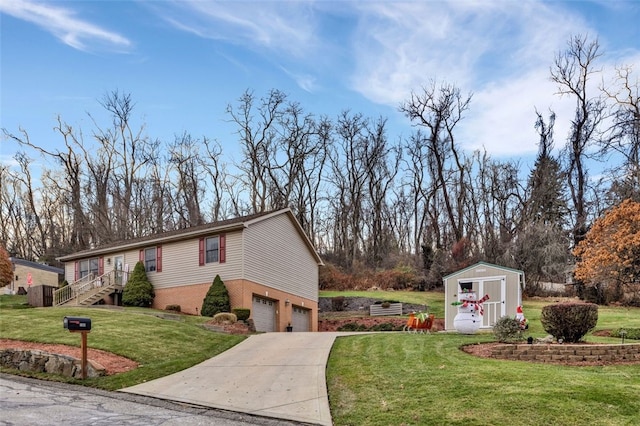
(54, 270, 125, 306)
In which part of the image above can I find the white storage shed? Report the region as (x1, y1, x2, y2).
(443, 262, 525, 331)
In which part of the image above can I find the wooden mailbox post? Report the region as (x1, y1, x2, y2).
(63, 316, 91, 379)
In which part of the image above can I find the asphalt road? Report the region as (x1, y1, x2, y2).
(0, 374, 309, 426)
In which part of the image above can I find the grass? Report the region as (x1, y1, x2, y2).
(326, 295, 640, 426)
(0, 294, 31, 309)
(2, 293, 640, 425)
(0, 303, 245, 390)
(327, 332, 640, 426)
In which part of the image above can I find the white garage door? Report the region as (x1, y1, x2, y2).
(292, 306, 310, 332)
(252, 296, 276, 332)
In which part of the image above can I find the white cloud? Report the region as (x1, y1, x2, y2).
(149, 1, 320, 59)
(343, 1, 619, 157)
(459, 68, 575, 157)
(0, 0, 131, 51)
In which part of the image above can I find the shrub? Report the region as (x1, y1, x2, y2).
(232, 308, 250, 321)
(493, 316, 523, 343)
(122, 261, 155, 307)
(370, 322, 396, 331)
(611, 328, 640, 340)
(332, 296, 346, 311)
(211, 312, 237, 324)
(337, 322, 367, 331)
(165, 304, 181, 312)
(540, 303, 598, 343)
(201, 274, 230, 317)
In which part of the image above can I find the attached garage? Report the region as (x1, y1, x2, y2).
(252, 295, 277, 332)
(291, 305, 311, 331)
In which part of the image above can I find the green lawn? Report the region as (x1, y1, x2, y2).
(2, 293, 640, 425)
(0, 304, 245, 390)
(327, 332, 640, 426)
(325, 293, 640, 426)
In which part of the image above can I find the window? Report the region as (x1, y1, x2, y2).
(79, 258, 99, 278)
(145, 247, 156, 272)
(199, 234, 225, 266)
(459, 282, 473, 291)
(206, 236, 219, 263)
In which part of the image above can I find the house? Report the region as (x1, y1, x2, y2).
(443, 262, 525, 331)
(56, 209, 324, 332)
(7, 257, 64, 295)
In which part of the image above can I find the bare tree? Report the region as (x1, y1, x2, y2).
(400, 81, 472, 248)
(226, 89, 284, 214)
(601, 65, 640, 202)
(4, 124, 89, 252)
(167, 132, 206, 228)
(551, 35, 605, 247)
(328, 111, 370, 270)
(95, 90, 158, 240)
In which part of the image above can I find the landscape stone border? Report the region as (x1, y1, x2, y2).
(490, 343, 640, 363)
(0, 348, 105, 378)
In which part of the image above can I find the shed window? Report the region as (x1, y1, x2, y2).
(459, 282, 473, 291)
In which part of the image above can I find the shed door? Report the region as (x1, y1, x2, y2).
(479, 278, 506, 328)
(292, 306, 310, 332)
(252, 296, 276, 332)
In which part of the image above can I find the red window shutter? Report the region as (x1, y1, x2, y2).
(74, 261, 79, 281)
(139, 249, 144, 262)
(199, 238, 205, 266)
(156, 245, 162, 272)
(98, 257, 104, 275)
(219, 234, 226, 264)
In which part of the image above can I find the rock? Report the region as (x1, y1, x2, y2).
(0, 349, 105, 378)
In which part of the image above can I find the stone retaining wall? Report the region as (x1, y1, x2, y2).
(491, 343, 640, 363)
(0, 349, 105, 378)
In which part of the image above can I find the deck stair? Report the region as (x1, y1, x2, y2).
(54, 270, 125, 306)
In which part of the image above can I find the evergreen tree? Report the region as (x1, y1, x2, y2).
(122, 261, 155, 307)
(201, 274, 230, 317)
(510, 112, 570, 293)
(525, 112, 568, 225)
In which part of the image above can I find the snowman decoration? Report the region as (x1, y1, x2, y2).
(453, 290, 489, 334)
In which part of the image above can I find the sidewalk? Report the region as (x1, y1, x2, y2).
(120, 332, 352, 426)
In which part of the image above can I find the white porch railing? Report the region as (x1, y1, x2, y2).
(54, 270, 127, 306)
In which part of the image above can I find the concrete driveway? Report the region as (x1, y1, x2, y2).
(120, 332, 355, 426)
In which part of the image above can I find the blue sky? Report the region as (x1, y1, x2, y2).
(1, 0, 639, 169)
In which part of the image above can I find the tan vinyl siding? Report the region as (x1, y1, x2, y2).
(63, 232, 243, 290)
(150, 231, 243, 289)
(243, 213, 318, 301)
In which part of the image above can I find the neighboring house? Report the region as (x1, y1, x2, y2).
(443, 262, 525, 331)
(7, 257, 63, 294)
(56, 209, 324, 332)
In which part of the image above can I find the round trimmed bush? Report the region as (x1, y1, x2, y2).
(232, 308, 251, 321)
(211, 312, 237, 324)
(540, 302, 598, 343)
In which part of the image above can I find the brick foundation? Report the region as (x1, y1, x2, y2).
(153, 280, 318, 332)
(491, 343, 640, 362)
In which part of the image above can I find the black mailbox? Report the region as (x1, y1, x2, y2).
(63, 316, 91, 331)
